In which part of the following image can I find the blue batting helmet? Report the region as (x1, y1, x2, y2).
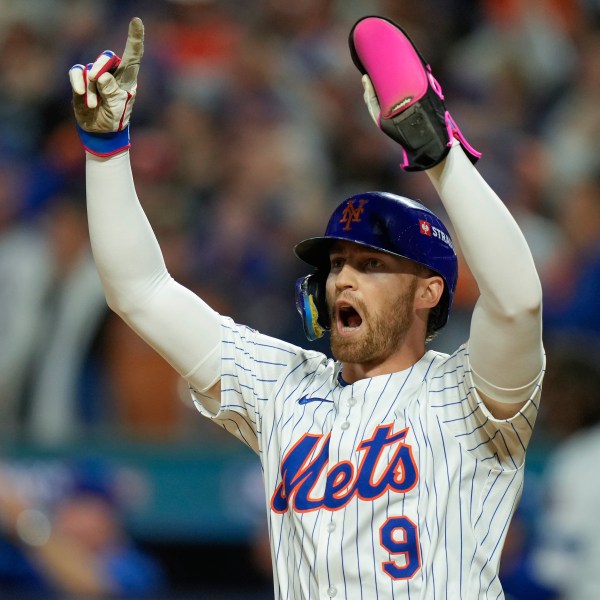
(294, 191, 458, 340)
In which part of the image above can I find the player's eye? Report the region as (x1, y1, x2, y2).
(365, 257, 384, 270)
(330, 256, 345, 271)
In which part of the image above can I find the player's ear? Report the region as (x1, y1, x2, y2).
(414, 275, 444, 310)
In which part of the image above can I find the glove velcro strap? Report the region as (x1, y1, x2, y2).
(76, 124, 130, 157)
(380, 87, 450, 172)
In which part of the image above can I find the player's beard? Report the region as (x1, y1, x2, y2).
(329, 277, 418, 365)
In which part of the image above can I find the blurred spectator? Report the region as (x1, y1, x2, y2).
(530, 342, 600, 600)
(156, 0, 243, 107)
(18, 194, 109, 445)
(499, 508, 557, 600)
(543, 171, 600, 340)
(0, 159, 50, 436)
(497, 337, 600, 600)
(0, 17, 60, 159)
(0, 464, 165, 598)
(103, 313, 190, 441)
(541, 27, 600, 204)
(447, 0, 578, 119)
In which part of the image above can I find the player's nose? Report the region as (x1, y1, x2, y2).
(334, 263, 359, 291)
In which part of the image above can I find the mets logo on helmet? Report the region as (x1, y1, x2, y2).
(340, 198, 368, 231)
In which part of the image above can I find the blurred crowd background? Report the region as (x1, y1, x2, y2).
(0, 0, 600, 597)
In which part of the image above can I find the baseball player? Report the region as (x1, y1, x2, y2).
(69, 15, 545, 599)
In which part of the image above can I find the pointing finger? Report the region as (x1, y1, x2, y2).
(114, 17, 144, 92)
(121, 17, 144, 64)
(116, 17, 144, 76)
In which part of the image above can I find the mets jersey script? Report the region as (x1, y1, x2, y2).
(192, 317, 543, 600)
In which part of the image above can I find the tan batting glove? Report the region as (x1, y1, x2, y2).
(361, 74, 382, 127)
(69, 17, 144, 156)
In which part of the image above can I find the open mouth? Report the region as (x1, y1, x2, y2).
(336, 302, 364, 332)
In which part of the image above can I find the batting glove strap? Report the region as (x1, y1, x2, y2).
(76, 123, 131, 157)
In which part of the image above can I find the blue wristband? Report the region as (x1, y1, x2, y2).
(76, 124, 131, 157)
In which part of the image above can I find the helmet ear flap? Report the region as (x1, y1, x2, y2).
(295, 270, 330, 341)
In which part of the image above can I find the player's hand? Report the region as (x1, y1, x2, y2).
(69, 17, 144, 156)
(349, 15, 480, 171)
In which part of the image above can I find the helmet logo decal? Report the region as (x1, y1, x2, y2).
(340, 198, 368, 231)
(420, 218, 454, 249)
(419, 219, 432, 236)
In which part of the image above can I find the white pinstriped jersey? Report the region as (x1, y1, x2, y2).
(192, 317, 543, 600)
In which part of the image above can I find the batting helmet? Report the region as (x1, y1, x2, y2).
(294, 191, 458, 340)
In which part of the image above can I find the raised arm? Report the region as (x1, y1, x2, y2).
(69, 18, 222, 396)
(426, 146, 544, 417)
(350, 16, 544, 417)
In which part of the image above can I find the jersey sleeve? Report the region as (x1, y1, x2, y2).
(429, 345, 544, 470)
(191, 317, 302, 453)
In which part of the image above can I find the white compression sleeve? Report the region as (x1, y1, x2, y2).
(85, 151, 221, 392)
(427, 145, 544, 403)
